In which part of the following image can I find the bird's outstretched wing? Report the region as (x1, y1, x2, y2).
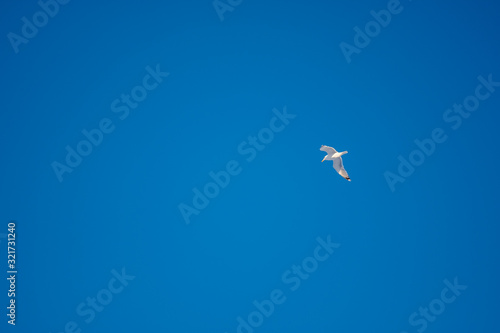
(320, 145, 337, 155)
(333, 157, 351, 181)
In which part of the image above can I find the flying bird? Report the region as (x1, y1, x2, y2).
(320, 145, 351, 181)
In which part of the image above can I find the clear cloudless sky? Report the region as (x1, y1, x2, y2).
(1, 0, 500, 332)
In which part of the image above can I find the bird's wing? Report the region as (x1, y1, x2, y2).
(333, 157, 351, 181)
(320, 145, 337, 155)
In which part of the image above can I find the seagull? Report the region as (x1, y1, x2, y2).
(320, 145, 351, 181)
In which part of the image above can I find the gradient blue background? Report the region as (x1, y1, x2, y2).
(1, 0, 500, 332)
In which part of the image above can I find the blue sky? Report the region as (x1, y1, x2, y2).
(1, 0, 500, 332)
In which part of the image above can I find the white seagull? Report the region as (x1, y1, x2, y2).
(320, 145, 351, 181)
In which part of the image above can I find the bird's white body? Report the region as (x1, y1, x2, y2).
(320, 145, 351, 181)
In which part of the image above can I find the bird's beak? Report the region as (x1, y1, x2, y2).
(321, 158, 325, 162)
